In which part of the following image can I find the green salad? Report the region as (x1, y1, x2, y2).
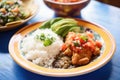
(0, 0, 29, 26)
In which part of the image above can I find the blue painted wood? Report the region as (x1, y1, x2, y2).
(0, 0, 120, 80)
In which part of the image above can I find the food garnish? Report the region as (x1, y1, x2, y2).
(36, 33, 56, 46)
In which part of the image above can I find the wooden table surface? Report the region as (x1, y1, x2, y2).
(0, 0, 120, 80)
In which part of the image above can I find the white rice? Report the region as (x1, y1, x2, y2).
(20, 29, 63, 67)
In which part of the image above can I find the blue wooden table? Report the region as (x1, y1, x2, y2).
(0, 0, 120, 80)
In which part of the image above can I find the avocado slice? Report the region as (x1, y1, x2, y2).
(39, 20, 51, 29)
(51, 18, 77, 31)
(50, 17, 63, 25)
(39, 17, 63, 29)
(55, 23, 77, 35)
(69, 26, 81, 33)
(61, 26, 79, 37)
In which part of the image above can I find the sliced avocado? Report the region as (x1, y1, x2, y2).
(69, 26, 81, 33)
(39, 17, 63, 29)
(62, 26, 85, 37)
(55, 23, 76, 35)
(61, 26, 78, 37)
(51, 18, 77, 31)
(39, 20, 51, 29)
(50, 17, 63, 25)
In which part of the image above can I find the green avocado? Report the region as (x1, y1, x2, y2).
(62, 27, 84, 37)
(50, 17, 63, 25)
(69, 26, 81, 33)
(51, 18, 77, 31)
(39, 20, 51, 29)
(39, 17, 63, 29)
(61, 26, 79, 37)
(39, 18, 83, 37)
(55, 23, 76, 35)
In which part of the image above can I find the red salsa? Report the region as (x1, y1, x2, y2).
(61, 31, 102, 65)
